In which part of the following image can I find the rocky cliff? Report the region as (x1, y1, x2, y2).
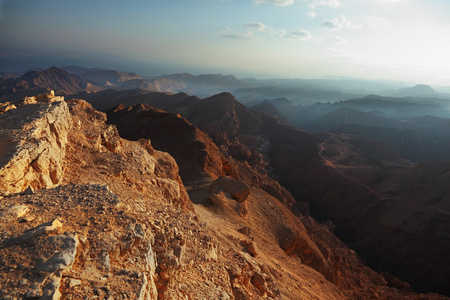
(0, 92, 447, 300)
(0, 91, 71, 194)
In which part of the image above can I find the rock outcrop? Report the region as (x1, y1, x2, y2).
(0, 91, 72, 195)
(106, 103, 231, 185)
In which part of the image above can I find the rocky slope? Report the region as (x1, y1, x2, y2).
(106, 103, 230, 185)
(105, 97, 449, 298)
(1, 91, 447, 299)
(106, 102, 296, 208)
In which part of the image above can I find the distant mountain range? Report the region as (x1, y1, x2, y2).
(2, 66, 450, 163)
(2, 66, 450, 104)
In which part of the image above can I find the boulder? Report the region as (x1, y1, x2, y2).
(210, 176, 250, 202)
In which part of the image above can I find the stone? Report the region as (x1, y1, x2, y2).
(243, 240, 258, 257)
(17, 219, 62, 242)
(251, 272, 269, 296)
(230, 180, 250, 202)
(210, 177, 250, 202)
(21, 185, 35, 195)
(137, 273, 148, 300)
(0, 205, 29, 221)
(0, 102, 17, 113)
(22, 91, 64, 105)
(0, 99, 72, 194)
(37, 233, 79, 273)
(25, 289, 43, 299)
(173, 244, 186, 266)
(19, 279, 29, 286)
(41, 273, 62, 300)
(206, 245, 218, 261)
(68, 279, 82, 288)
(98, 251, 111, 272)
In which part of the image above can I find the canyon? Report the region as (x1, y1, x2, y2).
(1, 67, 449, 299)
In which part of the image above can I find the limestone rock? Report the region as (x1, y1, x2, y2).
(97, 251, 111, 272)
(210, 176, 251, 202)
(251, 272, 269, 296)
(230, 180, 251, 202)
(22, 90, 65, 105)
(0, 102, 17, 113)
(67, 279, 81, 288)
(17, 219, 62, 242)
(0, 205, 28, 221)
(242, 240, 258, 257)
(0, 97, 72, 194)
(36, 233, 79, 273)
(41, 272, 63, 300)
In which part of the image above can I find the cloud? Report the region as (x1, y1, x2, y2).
(253, 0, 295, 6)
(289, 29, 312, 40)
(307, 11, 317, 18)
(375, 0, 403, 3)
(244, 22, 268, 31)
(222, 23, 310, 41)
(243, 22, 286, 38)
(332, 36, 346, 42)
(322, 15, 361, 30)
(221, 28, 255, 39)
(308, 0, 340, 18)
(222, 32, 255, 40)
(273, 29, 287, 38)
(315, 36, 326, 42)
(309, 0, 341, 9)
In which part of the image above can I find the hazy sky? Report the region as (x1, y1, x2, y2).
(1, 0, 449, 85)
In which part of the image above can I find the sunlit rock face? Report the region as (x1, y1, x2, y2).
(0, 91, 72, 195)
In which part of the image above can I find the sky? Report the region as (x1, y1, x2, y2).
(0, 0, 449, 85)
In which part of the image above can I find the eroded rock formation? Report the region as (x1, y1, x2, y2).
(0, 91, 71, 195)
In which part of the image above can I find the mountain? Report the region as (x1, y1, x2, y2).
(2, 65, 450, 297)
(240, 77, 412, 93)
(303, 106, 450, 162)
(337, 94, 450, 117)
(249, 100, 288, 122)
(106, 103, 230, 186)
(70, 89, 198, 111)
(0, 71, 18, 80)
(150, 73, 251, 97)
(391, 84, 439, 98)
(77, 89, 450, 296)
(0, 66, 93, 101)
(102, 93, 450, 299)
(0, 66, 256, 101)
(3, 91, 447, 299)
(233, 85, 364, 105)
(62, 66, 154, 91)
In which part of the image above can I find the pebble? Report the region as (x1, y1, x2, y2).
(19, 279, 28, 286)
(25, 289, 43, 298)
(68, 279, 81, 287)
